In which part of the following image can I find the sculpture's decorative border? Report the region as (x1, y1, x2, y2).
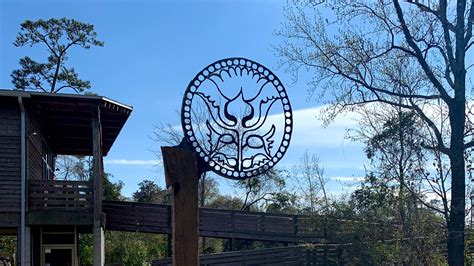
(181, 58, 292, 179)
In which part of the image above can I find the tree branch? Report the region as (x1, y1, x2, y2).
(393, 0, 452, 103)
(241, 192, 273, 211)
(36, 32, 59, 58)
(54, 85, 80, 94)
(464, 140, 474, 149)
(407, 1, 456, 32)
(408, 98, 450, 155)
(466, 0, 474, 48)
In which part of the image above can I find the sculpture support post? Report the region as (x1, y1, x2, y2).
(161, 145, 199, 266)
(168, 57, 293, 266)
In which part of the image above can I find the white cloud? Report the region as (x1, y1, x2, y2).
(276, 105, 360, 127)
(264, 105, 362, 147)
(182, 105, 363, 148)
(331, 176, 365, 182)
(105, 159, 161, 166)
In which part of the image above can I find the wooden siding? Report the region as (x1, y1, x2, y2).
(27, 113, 42, 181)
(27, 111, 53, 181)
(0, 100, 21, 226)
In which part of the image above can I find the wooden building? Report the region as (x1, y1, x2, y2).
(0, 89, 132, 265)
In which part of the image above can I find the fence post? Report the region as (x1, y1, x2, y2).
(293, 215, 298, 239)
(162, 145, 199, 266)
(337, 245, 343, 265)
(167, 205, 172, 257)
(230, 211, 236, 251)
(306, 247, 311, 265)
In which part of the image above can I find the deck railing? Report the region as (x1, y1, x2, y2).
(103, 201, 325, 243)
(29, 180, 93, 212)
(152, 244, 343, 265)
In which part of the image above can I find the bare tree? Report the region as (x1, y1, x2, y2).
(236, 168, 289, 211)
(55, 155, 92, 181)
(276, 1, 473, 263)
(291, 151, 329, 214)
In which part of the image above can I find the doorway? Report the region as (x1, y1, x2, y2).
(42, 245, 74, 266)
(39, 226, 78, 266)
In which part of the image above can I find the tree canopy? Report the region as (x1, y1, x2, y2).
(277, 1, 473, 264)
(11, 18, 103, 93)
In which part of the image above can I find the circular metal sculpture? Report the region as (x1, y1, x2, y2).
(181, 58, 292, 179)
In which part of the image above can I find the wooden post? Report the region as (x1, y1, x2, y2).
(92, 107, 104, 266)
(166, 234, 172, 257)
(230, 211, 235, 251)
(161, 145, 199, 266)
(323, 218, 328, 266)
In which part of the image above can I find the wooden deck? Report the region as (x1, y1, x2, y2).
(103, 201, 326, 243)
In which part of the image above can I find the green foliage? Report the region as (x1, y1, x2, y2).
(12, 18, 103, 93)
(81, 231, 169, 266)
(103, 173, 125, 201)
(105, 231, 167, 266)
(200, 238, 226, 254)
(198, 174, 219, 206)
(133, 180, 170, 204)
(78, 234, 93, 266)
(326, 178, 446, 265)
(265, 192, 298, 214)
(206, 194, 244, 210)
(365, 111, 420, 159)
(236, 168, 295, 211)
(351, 173, 397, 217)
(0, 236, 16, 265)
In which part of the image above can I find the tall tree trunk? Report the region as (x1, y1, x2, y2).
(448, 1, 467, 263)
(447, 90, 466, 266)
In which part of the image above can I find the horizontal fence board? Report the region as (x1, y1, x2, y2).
(28, 180, 93, 212)
(103, 200, 331, 243)
(152, 245, 342, 265)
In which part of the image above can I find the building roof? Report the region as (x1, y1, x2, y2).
(0, 89, 133, 156)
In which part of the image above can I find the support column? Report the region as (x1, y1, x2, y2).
(93, 227, 104, 265)
(18, 96, 30, 265)
(162, 144, 199, 266)
(15, 227, 30, 265)
(24, 226, 31, 265)
(92, 107, 104, 266)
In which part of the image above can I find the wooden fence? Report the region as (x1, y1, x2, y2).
(29, 180, 93, 211)
(103, 201, 326, 243)
(151, 245, 342, 266)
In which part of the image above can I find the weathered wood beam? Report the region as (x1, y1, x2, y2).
(161, 145, 199, 266)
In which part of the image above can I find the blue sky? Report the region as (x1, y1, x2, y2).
(0, 0, 367, 197)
